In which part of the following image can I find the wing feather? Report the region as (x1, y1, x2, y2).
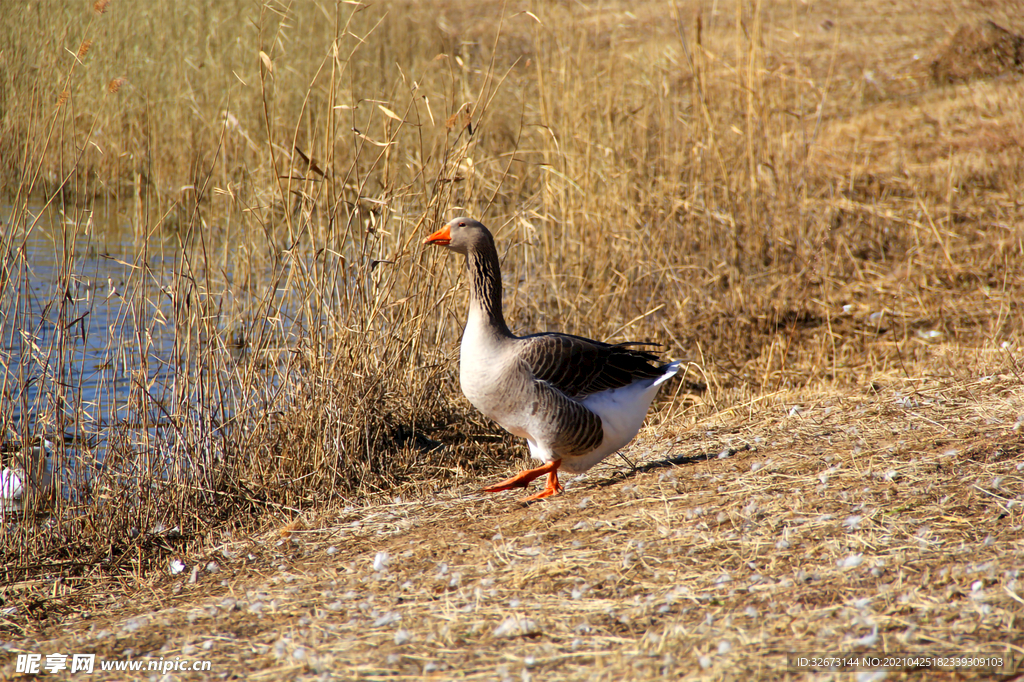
(524, 377, 605, 458)
(515, 332, 667, 399)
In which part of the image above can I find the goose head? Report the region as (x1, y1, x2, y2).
(423, 217, 493, 255)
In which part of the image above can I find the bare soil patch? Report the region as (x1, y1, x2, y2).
(930, 21, 1024, 84)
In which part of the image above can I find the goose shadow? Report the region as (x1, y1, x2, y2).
(585, 444, 751, 488)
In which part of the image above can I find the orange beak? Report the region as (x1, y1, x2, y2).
(423, 224, 451, 246)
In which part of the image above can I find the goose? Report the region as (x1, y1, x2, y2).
(0, 438, 54, 518)
(424, 217, 680, 501)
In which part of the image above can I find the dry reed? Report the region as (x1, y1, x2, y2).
(0, 0, 1023, 677)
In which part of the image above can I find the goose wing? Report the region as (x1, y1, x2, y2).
(516, 332, 666, 399)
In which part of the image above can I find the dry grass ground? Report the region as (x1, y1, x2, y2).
(2, 0, 1024, 678)
(4, 374, 1023, 680)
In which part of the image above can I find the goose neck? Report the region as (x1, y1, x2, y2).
(466, 247, 511, 338)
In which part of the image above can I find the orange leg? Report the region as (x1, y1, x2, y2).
(483, 460, 563, 502)
(520, 469, 563, 502)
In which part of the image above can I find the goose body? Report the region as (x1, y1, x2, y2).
(425, 217, 680, 501)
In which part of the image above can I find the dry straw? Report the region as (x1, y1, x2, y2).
(75, 39, 93, 60)
(0, 1, 1022, 676)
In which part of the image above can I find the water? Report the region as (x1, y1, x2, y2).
(1, 202, 193, 513)
(2, 203, 180, 431)
(1, 199, 372, 518)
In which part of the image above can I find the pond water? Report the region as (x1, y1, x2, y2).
(1, 202, 204, 513)
(2, 203, 180, 429)
(1, 198, 387, 516)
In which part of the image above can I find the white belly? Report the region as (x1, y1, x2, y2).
(561, 360, 682, 473)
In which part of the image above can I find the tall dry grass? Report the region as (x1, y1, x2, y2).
(1, 0, 1022, 582)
